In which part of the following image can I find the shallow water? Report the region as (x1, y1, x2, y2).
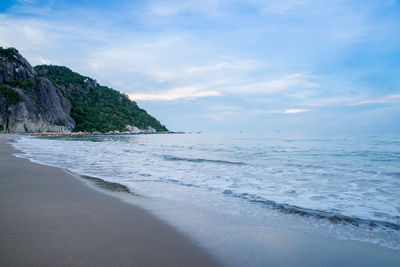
(12, 132, 400, 251)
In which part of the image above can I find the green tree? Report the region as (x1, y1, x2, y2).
(0, 84, 21, 131)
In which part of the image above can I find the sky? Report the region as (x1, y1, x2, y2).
(1, 0, 399, 132)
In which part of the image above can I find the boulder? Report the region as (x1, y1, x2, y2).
(144, 126, 156, 134)
(126, 125, 142, 134)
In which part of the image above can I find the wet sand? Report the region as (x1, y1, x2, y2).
(0, 137, 221, 266)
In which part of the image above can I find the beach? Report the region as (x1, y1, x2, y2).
(0, 137, 221, 266)
(2, 134, 400, 267)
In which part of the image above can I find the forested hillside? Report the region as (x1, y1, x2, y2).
(34, 65, 168, 133)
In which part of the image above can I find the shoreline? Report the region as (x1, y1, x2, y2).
(0, 137, 221, 266)
(0, 131, 185, 137)
(3, 135, 400, 266)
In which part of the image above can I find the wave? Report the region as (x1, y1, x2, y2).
(149, 175, 400, 231)
(222, 190, 400, 231)
(162, 154, 246, 165)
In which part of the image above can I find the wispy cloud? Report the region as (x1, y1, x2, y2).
(141, 59, 260, 83)
(250, 108, 311, 114)
(187, 60, 259, 75)
(204, 105, 311, 123)
(38, 56, 52, 64)
(284, 108, 309, 114)
(146, 0, 227, 17)
(0, 15, 48, 48)
(204, 105, 243, 122)
(129, 86, 222, 101)
(220, 73, 319, 95)
(349, 94, 400, 106)
(127, 72, 318, 102)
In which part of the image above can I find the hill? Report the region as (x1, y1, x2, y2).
(34, 65, 167, 133)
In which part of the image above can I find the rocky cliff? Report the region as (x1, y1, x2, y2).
(0, 47, 75, 132)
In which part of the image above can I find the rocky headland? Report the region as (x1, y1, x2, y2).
(0, 48, 75, 132)
(0, 47, 167, 134)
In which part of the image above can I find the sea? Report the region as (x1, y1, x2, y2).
(11, 132, 400, 265)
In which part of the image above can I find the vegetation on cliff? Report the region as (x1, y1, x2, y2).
(0, 84, 22, 132)
(0, 47, 19, 62)
(0, 84, 22, 113)
(34, 65, 168, 133)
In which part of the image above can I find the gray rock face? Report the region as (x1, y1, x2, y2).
(0, 53, 36, 84)
(0, 49, 75, 133)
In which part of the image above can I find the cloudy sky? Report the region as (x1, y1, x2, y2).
(1, 0, 399, 132)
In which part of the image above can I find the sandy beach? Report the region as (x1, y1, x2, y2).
(2, 135, 400, 267)
(0, 137, 221, 266)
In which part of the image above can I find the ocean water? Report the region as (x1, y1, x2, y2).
(12, 132, 400, 252)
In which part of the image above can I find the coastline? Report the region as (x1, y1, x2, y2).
(0, 131, 184, 137)
(0, 137, 221, 266)
(3, 135, 400, 267)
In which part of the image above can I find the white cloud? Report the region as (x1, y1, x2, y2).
(187, 60, 259, 74)
(146, 0, 227, 18)
(221, 73, 318, 95)
(208, 105, 241, 111)
(129, 86, 222, 101)
(127, 72, 319, 102)
(300, 96, 356, 107)
(38, 56, 52, 65)
(248, 108, 310, 115)
(204, 110, 239, 122)
(203, 105, 244, 122)
(284, 108, 309, 114)
(349, 94, 400, 106)
(89, 62, 104, 71)
(253, 0, 313, 16)
(0, 15, 47, 49)
(204, 106, 311, 122)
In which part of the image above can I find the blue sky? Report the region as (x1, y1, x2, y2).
(1, 0, 399, 132)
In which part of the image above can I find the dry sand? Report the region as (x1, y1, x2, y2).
(0, 137, 221, 266)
